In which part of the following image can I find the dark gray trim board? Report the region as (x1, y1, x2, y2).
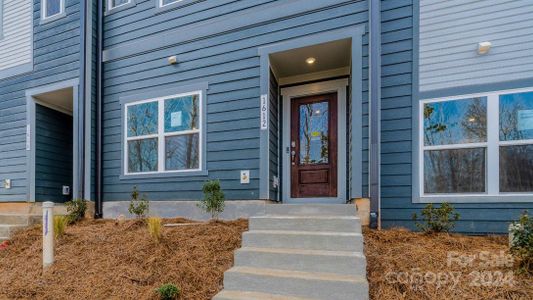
(257, 25, 366, 200)
(0, 63, 33, 80)
(419, 78, 533, 100)
(369, 0, 381, 226)
(119, 82, 209, 179)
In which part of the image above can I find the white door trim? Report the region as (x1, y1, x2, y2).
(281, 78, 348, 204)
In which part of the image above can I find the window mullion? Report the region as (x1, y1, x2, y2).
(487, 94, 499, 195)
(158, 99, 165, 172)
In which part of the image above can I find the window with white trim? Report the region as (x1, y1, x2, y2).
(159, 0, 181, 7)
(124, 91, 202, 175)
(109, 0, 131, 10)
(42, 0, 64, 20)
(420, 89, 533, 196)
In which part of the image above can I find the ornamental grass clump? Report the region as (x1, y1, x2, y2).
(412, 202, 460, 233)
(147, 217, 162, 243)
(198, 180, 225, 220)
(509, 211, 533, 274)
(53, 216, 69, 239)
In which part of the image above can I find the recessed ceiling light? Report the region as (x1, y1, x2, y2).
(306, 57, 316, 64)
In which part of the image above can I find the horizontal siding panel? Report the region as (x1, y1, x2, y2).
(0, 0, 32, 71)
(419, 0, 533, 92)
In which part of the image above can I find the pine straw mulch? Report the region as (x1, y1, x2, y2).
(0, 218, 247, 300)
(364, 227, 533, 300)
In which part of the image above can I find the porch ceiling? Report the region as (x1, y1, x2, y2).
(269, 38, 351, 78)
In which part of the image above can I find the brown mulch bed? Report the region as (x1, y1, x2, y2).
(364, 227, 533, 300)
(0, 218, 247, 300)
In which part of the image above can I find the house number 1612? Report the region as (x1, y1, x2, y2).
(260, 94, 268, 130)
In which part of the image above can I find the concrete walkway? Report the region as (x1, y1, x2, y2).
(214, 204, 368, 300)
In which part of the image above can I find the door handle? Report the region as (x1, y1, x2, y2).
(291, 150, 296, 165)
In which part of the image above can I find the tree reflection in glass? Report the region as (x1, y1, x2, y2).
(299, 102, 329, 165)
(164, 94, 200, 170)
(499, 91, 533, 192)
(423, 97, 487, 193)
(127, 102, 158, 173)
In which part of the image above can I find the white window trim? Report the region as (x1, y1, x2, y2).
(108, 0, 131, 10)
(159, 0, 181, 8)
(419, 87, 533, 199)
(123, 90, 203, 176)
(41, 0, 65, 21)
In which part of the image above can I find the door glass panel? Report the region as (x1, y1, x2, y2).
(299, 101, 329, 165)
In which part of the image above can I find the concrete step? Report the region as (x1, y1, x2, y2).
(243, 230, 363, 252)
(222, 267, 368, 300)
(265, 204, 356, 217)
(0, 225, 26, 237)
(235, 247, 366, 276)
(250, 215, 361, 233)
(214, 290, 313, 300)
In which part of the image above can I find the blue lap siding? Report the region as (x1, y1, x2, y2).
(101, 0, 370, 201)
(0, 0, 81, 202)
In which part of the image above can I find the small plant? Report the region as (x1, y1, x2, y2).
(65, 198, 87, 224)
(155, 283, 180, 300)
(509, 211, 533, 274)
(412, 202, 460, 233)
(129, 186, 149, 219)
(53, 215, 69, 239)
(198, 180, 225, 220)
(147, 217, 162, 243)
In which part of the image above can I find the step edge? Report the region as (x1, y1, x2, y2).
(226, 266, 368, 283)
(237, 247, 365, 258)
(244, 230, 363, 236)
(253, 216, 360, 220)
(215, 290, 314, 300)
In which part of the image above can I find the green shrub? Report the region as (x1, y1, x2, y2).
(198, 180, 225, 220)
(53, 215, 69, 238)
(155, 283, 180, 300)
(412, 202, 460, 233)
(65, 199, 87, 224)
(147, 217, 162, 243)
(509, 211, 533, 274)
(128, 186, 149, 219)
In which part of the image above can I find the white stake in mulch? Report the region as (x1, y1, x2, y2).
(42, 202, 54, 269)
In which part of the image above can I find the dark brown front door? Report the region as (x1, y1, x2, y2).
(290, 92, 338, 198)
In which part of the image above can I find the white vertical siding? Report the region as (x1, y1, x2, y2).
(0, 0, 32, 71)
(419, 0, 533, 92)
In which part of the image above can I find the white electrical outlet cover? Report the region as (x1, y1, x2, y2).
(240, 170, 250, 184)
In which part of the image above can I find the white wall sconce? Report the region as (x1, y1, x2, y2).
(477, 42, 492, 55)
(168, 55, 178, 65)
